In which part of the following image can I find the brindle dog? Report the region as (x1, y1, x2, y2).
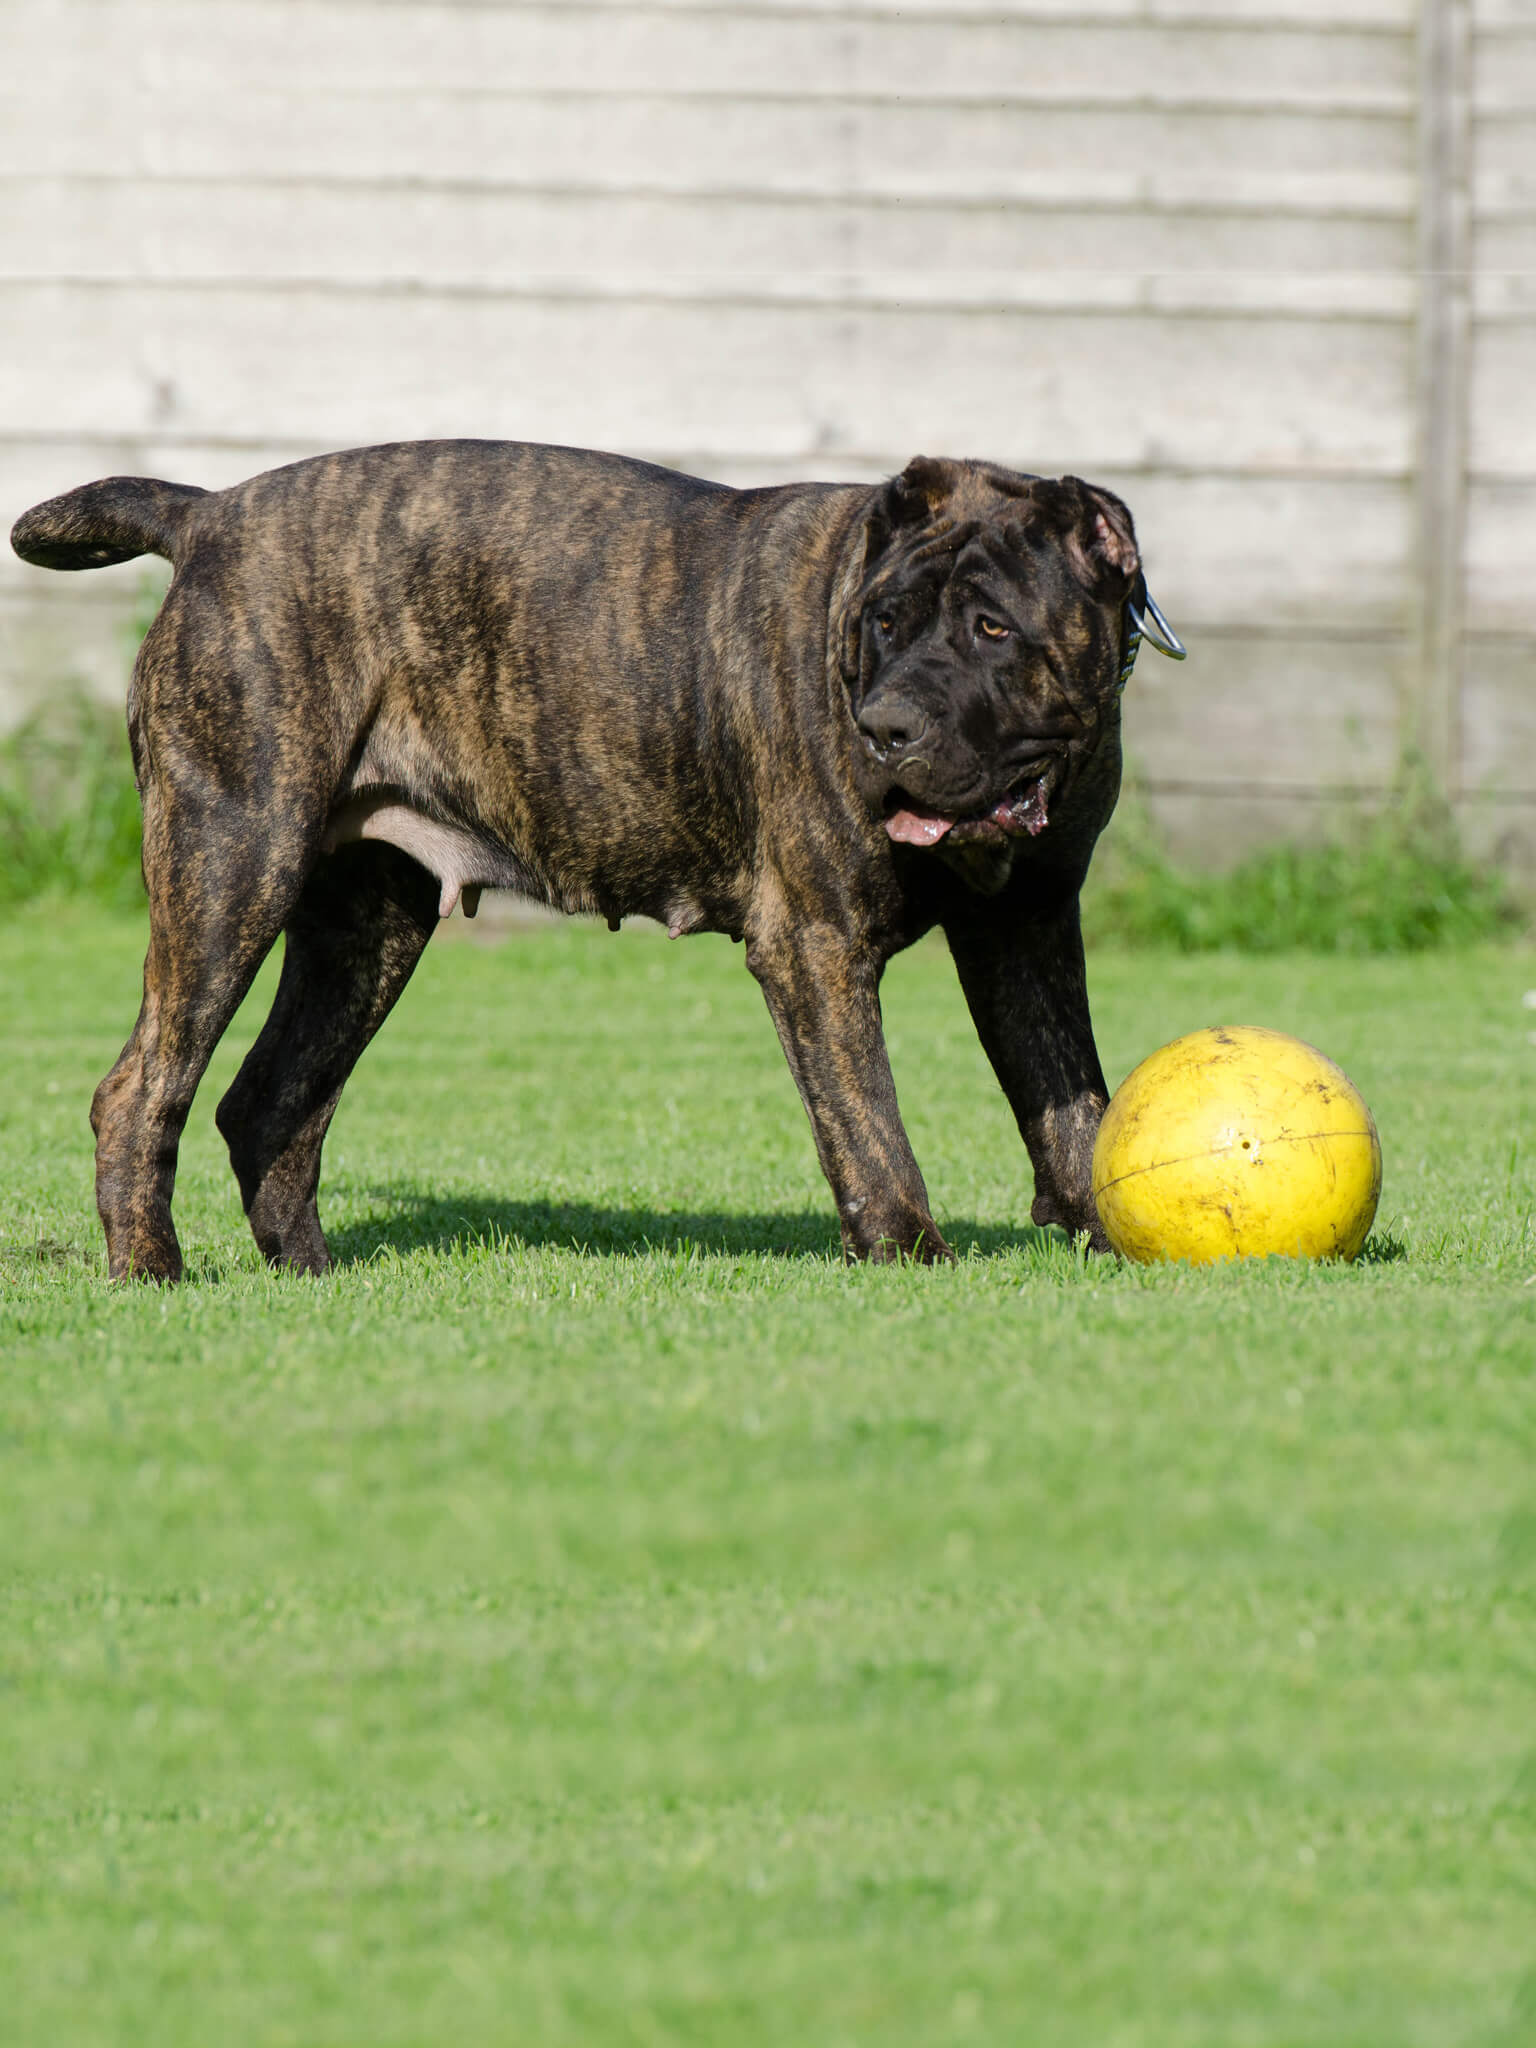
(11, 442, 1180, 1281)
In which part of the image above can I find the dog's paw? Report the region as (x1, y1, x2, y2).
(843, 1209, 955, 1267)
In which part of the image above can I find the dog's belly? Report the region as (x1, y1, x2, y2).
(320, 791, 727, 941)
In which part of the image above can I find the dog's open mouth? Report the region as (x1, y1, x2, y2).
(884, 772, 1051, 849)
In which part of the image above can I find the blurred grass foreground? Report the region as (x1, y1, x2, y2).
(0, 687, 1523, 950)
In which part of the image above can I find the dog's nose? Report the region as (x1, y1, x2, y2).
(857, 694, 929, 754)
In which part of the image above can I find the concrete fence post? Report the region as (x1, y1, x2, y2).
(1414, 0, 1473, 792)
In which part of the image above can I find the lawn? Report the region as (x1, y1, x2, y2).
(1, 904, 1531, 2046)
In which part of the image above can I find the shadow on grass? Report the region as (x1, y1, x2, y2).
(328, 1188, 1063, 1267)
(0, 1234, 96, 1281)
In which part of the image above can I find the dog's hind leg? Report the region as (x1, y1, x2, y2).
(215, 843, 440, 1273)
(91, 777, 319, 1283)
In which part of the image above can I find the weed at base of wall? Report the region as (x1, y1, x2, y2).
(1083, 765, 1523, 953)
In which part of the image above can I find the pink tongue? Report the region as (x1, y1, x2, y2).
(884, 809, 954, 846)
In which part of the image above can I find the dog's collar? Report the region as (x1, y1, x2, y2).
(1118, 583, 1186, 692)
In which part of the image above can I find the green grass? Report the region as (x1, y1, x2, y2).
(2, 907, 1532, 2046)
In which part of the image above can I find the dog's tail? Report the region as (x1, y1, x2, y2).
(10, 476, 209, 571)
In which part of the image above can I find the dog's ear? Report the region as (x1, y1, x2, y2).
(862, 457, 961, 569)
(837, 457, 959, 683)
(1060, 477, 1139, 600)
(883, 455, 959, 527)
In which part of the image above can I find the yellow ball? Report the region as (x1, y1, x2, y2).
(1092, 1026, 1382, 1264)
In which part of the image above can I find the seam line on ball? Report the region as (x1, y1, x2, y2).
(1094, 1129, 1380, 1198)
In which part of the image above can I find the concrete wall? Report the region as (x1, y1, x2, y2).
(2, 0, 1532, 867)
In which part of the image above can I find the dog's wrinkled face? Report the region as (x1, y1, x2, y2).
(840, 457, 1140, 853)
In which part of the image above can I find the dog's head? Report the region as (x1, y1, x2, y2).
(837, 457, 1146, 858)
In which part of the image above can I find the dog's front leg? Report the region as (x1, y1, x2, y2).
(747, 923, 952, 1264)
(945, 892, 1112, 1250)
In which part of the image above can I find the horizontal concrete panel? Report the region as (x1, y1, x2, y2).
(562, 0, 1418, 22)
(1473, 26, 1536, 108)
(0, 585, 156, 718)
(12, 2, 1415, 105)
(1102, 472, 1414, 630)
(1475, 174, 1536, 217)
(0, 178, 1418, 290)
(1474, 271, 1536, 317)
(0, 272, 1415, 322)
(0, 283, 1419, 475)
(0, 86, 1414, 202)
(1462, 639, 1536, 795)
(1, 436, 1417, 637)
(694, 464, 1415, 629)
(1474, 112, 1536, 190)
(0, 614, 1415, 805)
(1454, 795, 1536, 880)
(1464, 482, 1536, 633)
(1468, 322, 1536, 474)
(1121, 786, 1381, 869)
(1122, 784, 1536, 877)
(1475, 214, 1536, 272)
(1120, 631, 1406, 790)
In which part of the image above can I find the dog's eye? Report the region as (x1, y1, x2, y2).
(875, 615, 895, 634)
(976, 615, 1010, 641)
